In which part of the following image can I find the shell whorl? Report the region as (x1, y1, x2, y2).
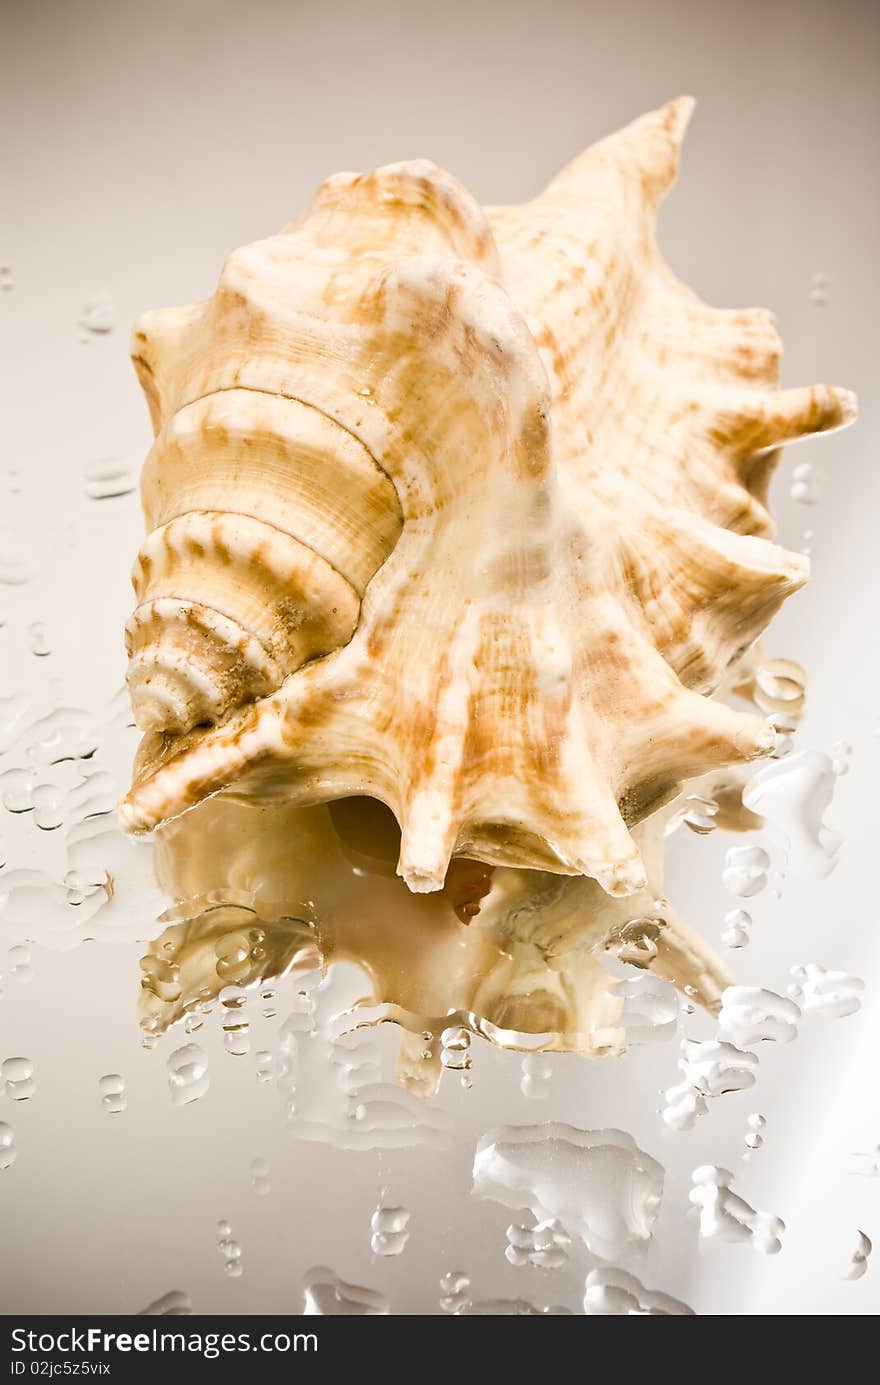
(126, 382, 402, 733)
(120, 98, 856, 898)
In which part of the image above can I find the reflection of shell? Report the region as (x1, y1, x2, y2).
(120, 97, 855, 899)
(140, 791, 729, 1087)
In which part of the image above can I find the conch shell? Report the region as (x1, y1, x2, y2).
(119, 98, 855, 899)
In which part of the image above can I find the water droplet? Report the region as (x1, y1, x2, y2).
(28, 622, 51, 658)
(24, 707, 99, 764)
(1, 1056, 35, 1101)
(251, 1156, 271, 1196)
(717, 986, 800, 1046)
(830, 739, 852, 777)
(303, 1267, 387, 1315)
(0, 266, 14, 292)
(661, 1080, 707, 1132)
(65, 863, 104, 907)
(439, 1024, 471, 1071)
(681, 794, 719, 835)
(722, 845, 770, 897)
(166, 1043, 209, 1106)
(439, 1271, 470, 1314)
(743, 752, 841, 878)
(0, 1121, 16, 1170)
(584, 1268, 694, 1316)
(722, 908, 752, 949)
(214, 933, 251, 980)
(255, 1049, 274, 1083)
(520, 1053, 553, 1100)
(216, 1222, 243, 1277)
(754, 658, 806, 718)
(744, 1112, 766, 1153)
(849, 1146, 880, 1178)
(260, 987, 277, 1018)
(790, 460, 823, 505)
(679, 1039, 758, 1096)
(220, 984, 250, 1055)
(370, 1200, 411, 1257)
(505, 1217, 570, 1269)
(808, 271, 831, 307)
(615, 973, 679, 1045)
(788, 962, 863, 1019)
(220, 985, 247, 1009)
(140, 954, 182, 1004)
(662, 1040, 757, 1132)
(98, 1073, 127, 1114)
(843, 1230, 872, 1281)
(137, 1290, 193, 1316)
(79, 290, 115, 335)
(473, 1124, 663, 1259)
(0, 768, 36, 813)
(616, 917, 664, 967)
(83, 458, 136, 501)
(7, 944, 32, 984)
(32, 783, 64, 831)
(689, 1166, 784, 1253)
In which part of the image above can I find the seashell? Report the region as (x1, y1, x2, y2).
(119, 97, 855, 899)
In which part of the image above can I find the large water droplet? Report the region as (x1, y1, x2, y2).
(689, 1166, 784, 1253)
(79, 291, 115, 336)
(439, 1025, 471, 1072)
(790, 460, 823, 505)
(718, 986, 800, 1046)
(370, 1200, 411, 1257)
(473, 1124, 663, 1259)
(743, 752, 841, 878)
(0, 768, 36, 814)
(1, 1056, 35, 1101)
(166, 1044, 209, 1106)
(98, 1073, 127, 1115)
(505, 1217, 570, 1269)
(439, 1271, 470, 1314)
(722, 845, 770, 897)
(722, 908, 752, 949)
(84, 459, 136, 501)
(28, 622, 51, 658)
(788, 963, 863, 1019)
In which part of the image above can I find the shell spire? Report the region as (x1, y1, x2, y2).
(119, 99, 856, 898)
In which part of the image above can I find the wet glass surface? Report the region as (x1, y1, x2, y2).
(1, 0, 878, 1317)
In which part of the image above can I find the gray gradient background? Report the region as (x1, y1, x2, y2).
(0, 0, 878, 1315)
